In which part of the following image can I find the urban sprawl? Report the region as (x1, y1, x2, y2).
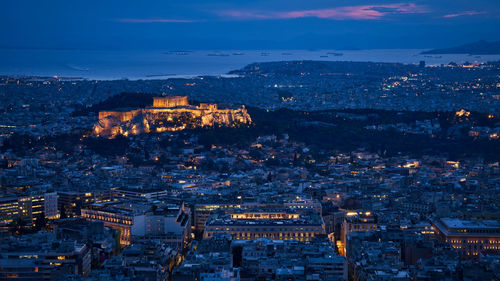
(0, 60, 499, 281)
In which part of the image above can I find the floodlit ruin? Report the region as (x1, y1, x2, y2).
(93, 96, 252, 138)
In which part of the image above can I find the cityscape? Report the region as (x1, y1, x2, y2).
(1, 1, 500, 281)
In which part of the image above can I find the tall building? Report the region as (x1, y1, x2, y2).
(340, 211, 377, 256)
(0, 197, 18, 225)
(44, 192, 58, 219)
(58, 190, 112, 218)
(0, 194, 45, 226)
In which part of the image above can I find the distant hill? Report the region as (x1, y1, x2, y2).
(421, 40, 500, 55)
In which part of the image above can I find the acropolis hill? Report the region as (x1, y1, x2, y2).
(93, 96, 252, 138)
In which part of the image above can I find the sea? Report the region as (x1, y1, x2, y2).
(1, 49, 500, 80)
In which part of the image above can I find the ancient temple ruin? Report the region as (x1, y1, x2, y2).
(93, 96, 252, 138)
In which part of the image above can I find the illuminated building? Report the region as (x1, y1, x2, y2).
(0, 197, 19, 225)
(0, 233, 91, 279)
(93, 95, 252, 138)
(203, 208, 325, 241)
(455, 109, 471, 117)
(0, 195, 45, 226)
(431, 217, 500, 258)
(58, 190, 112, 218)
(80, 205, 132, 246)
(194, 200, 322, 233)
(26, 195, 44, 224)
(81, 200, 190, 247)
(194, 204, 249, 233)
(322, 207, 345, 241)
(18, 196, 35, 222)
(339, 211, 377, 256)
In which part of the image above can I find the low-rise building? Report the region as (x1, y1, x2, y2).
(81, 200, 190, 247)
(0, 232, 91, 279)
(204, 208, 325, 241)
(431, 217, 500, 258)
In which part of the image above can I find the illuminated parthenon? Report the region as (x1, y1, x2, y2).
(93, 96, 252, 138)
(153, 96, 188, 107)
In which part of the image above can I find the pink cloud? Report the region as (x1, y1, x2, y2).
(443, 11, 484, 18)
(217, 3, 429, 21)
(117, 18, 195, 23)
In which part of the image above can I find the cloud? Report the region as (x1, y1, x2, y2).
(216, 3, 429, 21)
(116, 18, 196, 23)
(443, 11, 485, 18)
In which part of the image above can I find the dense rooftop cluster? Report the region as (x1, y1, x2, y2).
(0, 60, 500, 280)
(0, 60, 499, 138)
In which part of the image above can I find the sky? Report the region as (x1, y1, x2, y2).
(1, 0, 499, 50)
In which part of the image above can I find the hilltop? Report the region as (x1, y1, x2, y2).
(421, 40, 500, 55)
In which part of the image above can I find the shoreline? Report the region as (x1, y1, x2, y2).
(1, 49, 500, 81)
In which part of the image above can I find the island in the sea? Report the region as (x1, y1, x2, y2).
(421, 40, 500, 55)
(93, 95, 252, 138)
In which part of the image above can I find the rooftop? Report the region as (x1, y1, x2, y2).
(206, 210, 323, 226)
(440, 218, 500, 229)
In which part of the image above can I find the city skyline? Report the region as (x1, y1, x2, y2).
(1, 1, 500, 281)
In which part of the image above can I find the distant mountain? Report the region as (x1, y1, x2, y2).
(421, 40, 500, 55)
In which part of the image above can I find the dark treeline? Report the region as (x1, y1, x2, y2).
(196, 107, 500, 162)
(72, 92, 155, 116)
(72, 92, 206, 117)
(1, 132, 129, 156)
(3, 103, 499, 162)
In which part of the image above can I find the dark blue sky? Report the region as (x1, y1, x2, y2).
(2, 0, 499, 50)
